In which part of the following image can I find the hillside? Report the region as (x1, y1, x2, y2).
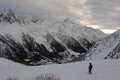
(86, 30, 120, 60)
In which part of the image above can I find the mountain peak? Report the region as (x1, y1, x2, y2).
(63, 17, 73, 23)
(0, 9, 18, 24)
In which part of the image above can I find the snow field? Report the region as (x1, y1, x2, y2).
(0, 58, 120, 80)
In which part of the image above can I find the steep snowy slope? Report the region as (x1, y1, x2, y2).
(0, 58, 120, 80)
(0, 9, 106, 65)
(0, 9, 106, 46)
(86, 30, 120, 60)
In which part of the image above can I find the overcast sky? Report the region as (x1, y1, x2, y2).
(0, 0, 120, 33)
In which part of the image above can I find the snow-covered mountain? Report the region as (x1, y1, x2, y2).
(0, 9, 106, 65)
(86, 30, 120, 60)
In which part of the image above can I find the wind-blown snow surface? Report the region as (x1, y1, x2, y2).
(0, 58, 120, 80)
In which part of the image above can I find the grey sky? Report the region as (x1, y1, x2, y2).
(85, 0, 120, 30)
(0, 0, 120, 31)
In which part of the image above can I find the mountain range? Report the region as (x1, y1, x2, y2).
(1, 9, 119, 65)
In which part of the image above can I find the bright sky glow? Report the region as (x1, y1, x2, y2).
(101, 29, 117, 34)
(87, 25, 117, 34)
(87, 25, 102, 29)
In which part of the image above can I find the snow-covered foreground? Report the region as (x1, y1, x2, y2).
(0, 58, 120, 80)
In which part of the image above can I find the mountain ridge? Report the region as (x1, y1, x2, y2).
(0, 9, 106, 65)
(86, 30, 120, 60)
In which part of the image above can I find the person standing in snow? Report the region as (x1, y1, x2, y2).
(88, 62, 93, 74)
